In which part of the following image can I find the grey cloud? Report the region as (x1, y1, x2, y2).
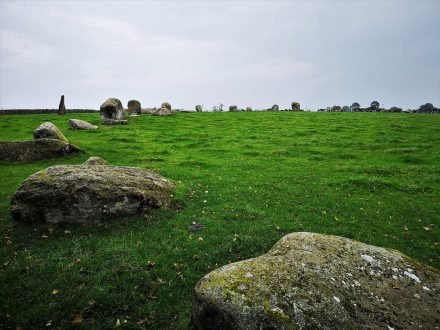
(0, 0, 439, 110)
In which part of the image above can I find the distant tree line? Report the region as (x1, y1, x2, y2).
(318, 101, 439, 114)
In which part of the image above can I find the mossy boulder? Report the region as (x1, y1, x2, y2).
(191, 232, 440, 329)
(100, 98, 125, 124)
(127, 100, 141, 115)
(0, 139, 80, 162)
(33, 122, 68, 143)
(11, 165, 174, 224)
(229, 105, 239, 112)
(69, 119, 98, 130)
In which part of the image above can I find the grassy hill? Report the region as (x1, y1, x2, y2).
(1, 112, 439, 329)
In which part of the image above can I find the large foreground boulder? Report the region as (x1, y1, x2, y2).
(69, 119, 98, 130)
(0, 139, 80, 162)
(11, 164, 174, 224)
(33, 122, 68, 143)
(192, 232, 440, 329)
(100, 98, 125, 124)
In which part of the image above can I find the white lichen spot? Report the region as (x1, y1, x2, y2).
(388, 326, 395, 330)
(361, 254, 375, 263)
(380, 298, 385, 302)
(392, 275, 398, 280)
(404, 271, 420, 283)
(244, 272, 253, 278)
(346, 273, 353, 277)
(422, 286, 430, 291)
(354, 280, 361, 287)
(414, 293, 421, 299)
(392, 267, 399, 272)
(331, 277, 335, 281)
(407, 268, 414, 273)
(333, 296, 340, 303)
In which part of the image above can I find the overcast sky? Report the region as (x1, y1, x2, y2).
(1, 0, 439, 110)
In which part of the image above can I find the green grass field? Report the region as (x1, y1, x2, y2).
(1, 112, 439, 329)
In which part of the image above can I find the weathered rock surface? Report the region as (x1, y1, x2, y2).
(271, 104, 280, 111)
(84, 156, 107, 165)
(245, 107, 252, 112)
(69, 119, 98, 130)
(0, 139, 80, 162)
(291, 101, 301, 111)
(33, 122, 68, 143)
(161, 102, 172, 111)
(191, 232, 440, 330)
(195, 105, 202, 112)
(153, 107, 172, 116)
(229, 105, 239, 112)
(58, 95, 66, 115)
(100, 98, 125, 124)
(11, 165, 174, 224)
(127, 100, 141, 115)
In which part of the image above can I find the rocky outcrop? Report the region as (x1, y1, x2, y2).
(68, 119, 98, 130)
(100, 98, 125, 124)
(1, 122, 79, 162)
(127, 100, 141, 115)
(191, 232, 440, 330)
(0, 139, 80, 162)
(153, 107, 172, 116)
(33, 122, 68, 143)
(11, 164, 174, 224)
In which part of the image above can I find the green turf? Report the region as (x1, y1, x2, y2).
(0, 112, 439, 329)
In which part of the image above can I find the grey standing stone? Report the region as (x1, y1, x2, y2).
(58, 95, 66, 115)
(100, 98, 125, 124)
(229, 105, 239, 112)
(127, 100, 141, 115)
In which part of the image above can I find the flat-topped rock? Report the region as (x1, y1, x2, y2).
(153, 107, 172, 116)
(191, 232, 440, 329)
(84, 156, 107, 165)
(11, 165, 174, 224)
(0, 139, 80, 162)
(69, 119, 98, 130)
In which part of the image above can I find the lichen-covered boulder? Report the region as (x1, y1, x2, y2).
(84, 156, 107, 165)
(11, 165, 174, 224)
(161, 102, 172, 111)
(245, 107, 252, 112)
(195, 105, 202, 112)
(100, 98, 125, 124)
(191, 232, 440, 330)
(68, 119, 98, 130)
(153, 107, 172, 116)
(0, 139, 80, 162)
(229, 105, 239, 112)
(33, 122, 68, 143)
(127, 100, 141, 115)
(291, 102, 301, 111)
(271, 104, 279, 111)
